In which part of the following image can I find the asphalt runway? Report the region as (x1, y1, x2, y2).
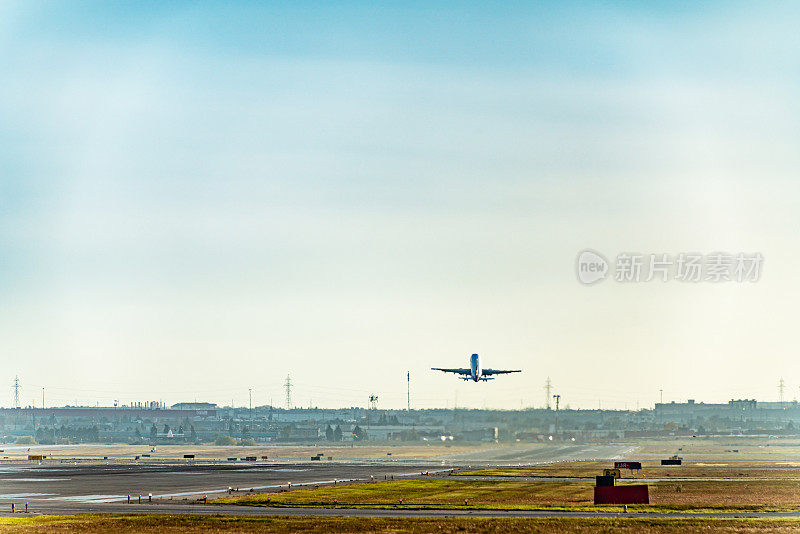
(0, 462, 438, 507)
(0, 443, 634, 516)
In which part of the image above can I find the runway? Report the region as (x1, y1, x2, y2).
(0, 443, 634, 516)
(0, 462, 437, 507)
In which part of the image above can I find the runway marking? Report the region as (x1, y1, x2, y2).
(56, 495, 127, 502)
(3, 478, 71, 482)
(0, 493, 56, 498)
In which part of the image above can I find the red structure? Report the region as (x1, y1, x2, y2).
(594, 485, 649, 505)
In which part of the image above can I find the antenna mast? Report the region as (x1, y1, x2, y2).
(407, 371, 411, 411)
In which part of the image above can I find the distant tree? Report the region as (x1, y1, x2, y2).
(163, 424, 170, 434)
(190, 425, 197, 443)
(214, 435, 237, 446)
(325, 425, 334, 441)
(150, 423, 157, 438)
(134, 427, 142, 440)
(352, 425, 367, 441)
(333, 425, 342, 442)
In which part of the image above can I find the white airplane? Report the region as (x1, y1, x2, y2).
(432, 353, 521, 382)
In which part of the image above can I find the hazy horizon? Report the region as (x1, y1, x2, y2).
(2, 2, 800, 410)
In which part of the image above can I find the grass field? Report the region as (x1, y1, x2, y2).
(216, 478, 800, 512)
(0, 442, 491, 462)
(630, 437, 800, 461)
(458, 466, 800, 479)
(3, 515, 800, 533)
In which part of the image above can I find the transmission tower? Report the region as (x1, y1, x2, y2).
(544, 377, 552, 409)
(284, 375, 292, 409)
(13, 376, 20, 408)
(779, 377, 786, 404)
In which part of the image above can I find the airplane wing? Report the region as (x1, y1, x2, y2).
(431, 367, 471, 375)
(482, 368, 521, 375)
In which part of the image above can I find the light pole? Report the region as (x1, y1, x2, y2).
(553, 394, 561, 440)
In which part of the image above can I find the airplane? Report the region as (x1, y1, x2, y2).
(431, 353, 521, 382)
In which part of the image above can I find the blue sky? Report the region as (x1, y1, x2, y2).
(1, 2, 799, 409)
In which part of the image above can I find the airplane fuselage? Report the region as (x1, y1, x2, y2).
(470, 353, 481, 382)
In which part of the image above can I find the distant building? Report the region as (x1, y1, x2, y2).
(170, 402, 218, 410)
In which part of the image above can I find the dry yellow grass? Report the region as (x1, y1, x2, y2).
(0, 442, 492, 463)
(218, 478, 800, 511)
(2, 516, 800, 533)
(462, 466, 800, 479)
